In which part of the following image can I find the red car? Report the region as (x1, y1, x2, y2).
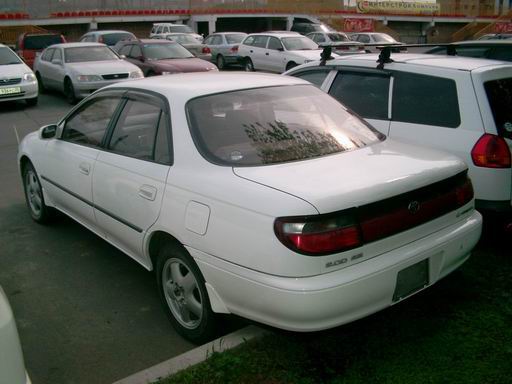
(113, 39, 217, 76)
(16, 32, 66, 68)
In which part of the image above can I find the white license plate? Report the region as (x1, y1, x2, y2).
(0, 87, 21, 95)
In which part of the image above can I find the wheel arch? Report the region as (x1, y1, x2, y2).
(147, 230, 185, 271)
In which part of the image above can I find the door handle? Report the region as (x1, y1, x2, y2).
(250, 50, 253, 53)
(138, 185, 157, 201)
(78, 162, 90, 175)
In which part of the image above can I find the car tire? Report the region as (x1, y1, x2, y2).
(146, 70, 156, 77)
(216, 54, 226, 70)
(26, 97, 38, 107)
(64, 78, 77, 105)
(22, 162, 54, 224)
(244, 58, 254, 72)
(36, 72, 46, 94)
(286, 62, 298, 71)
(156, 242, 217, 343)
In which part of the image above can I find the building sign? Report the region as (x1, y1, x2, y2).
(495, 22, 512, 33)
(344, 18, 374, 32)
(356, 0, 440, 13)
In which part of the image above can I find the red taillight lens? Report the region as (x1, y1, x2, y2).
(274, 213, 361, 255)
(471, 133, 511, 168)
(230, 45, 239, 52)
(336, 46, 349, 51)
(202, 46, 211, 54)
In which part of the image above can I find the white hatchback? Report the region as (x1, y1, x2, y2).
(0, 44, 38, 106)
(18, 73, 481, 342)
(285, 53, 512, 216)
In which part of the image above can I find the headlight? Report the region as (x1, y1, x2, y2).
(207, 67, 218, 71)
(129, 70, 144, 79)
(23, 73, 36, 82)
(77, 75, 102, 82)
(303, 59, 314, 64)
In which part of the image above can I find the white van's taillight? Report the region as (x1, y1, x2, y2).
(471, 133, 511, 168)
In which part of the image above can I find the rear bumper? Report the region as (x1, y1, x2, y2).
(192, 210, 482, 332)
(475, 199, 512, 214)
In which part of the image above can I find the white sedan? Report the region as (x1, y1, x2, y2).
(18, 73, 482, 342)
(33, 42, 143, 104)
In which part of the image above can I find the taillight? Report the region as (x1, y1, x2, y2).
(336, 46, 349, 51)
(98, 35, 104, 43)
(230, 45, 239, 53)
(471, 133, 511, 168)
(455, 178, 474, 206)
(274, 212, 361, 255)
(202, 46, 211, 54)
(358, 46, 365, 51)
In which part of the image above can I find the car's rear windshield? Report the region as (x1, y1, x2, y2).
(187, 85, 384, 166)
(64, 46, 119, 63)
(373, 33, 397, 43)
(143, 42, 193, 59)
(102, 33, 134, 46)
(23, 34, 62, 50)
(170, 25, 194, 33)
(168, 34, 198, 44)
(0, 47, 21, 65)
(226, 34, 246, 44)
(282, 37, 318, 51)
(328, 33, 350, 42)
(484, 77, 512, 139)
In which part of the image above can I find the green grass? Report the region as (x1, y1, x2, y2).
(158, 234, 512, 384)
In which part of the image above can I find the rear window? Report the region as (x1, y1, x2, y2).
(23, 34, 62, 50)
(392, 72, 460, 128)
(484, 78, 512, 139)
(187, 85, 384, 166)
(226, 34, 246, 44)
(102, 33, 134, 46)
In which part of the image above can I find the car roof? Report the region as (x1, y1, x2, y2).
(48, 42, 106, 48)
(248, 32, 303, 37)
(452, 40, 512, 45)
(212, 32, 247, 35)
(311, 53, 512, 71)
(108, 72, 309, 100)
(137, 39, 177, 44)
(87, 30, 134, 35)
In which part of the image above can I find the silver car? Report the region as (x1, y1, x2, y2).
(79, 30, 136, 47)
(34, 43, 143, 104)
(203, 32, 247, 69)
(162, 33, 212, 62)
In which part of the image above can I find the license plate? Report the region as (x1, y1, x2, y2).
(0, 87, 21, 95)
(393, 259, 429, 302)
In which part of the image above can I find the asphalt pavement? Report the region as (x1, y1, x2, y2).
(0, 93, 196, 384)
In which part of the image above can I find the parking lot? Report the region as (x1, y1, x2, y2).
(0, 94, 199, 384)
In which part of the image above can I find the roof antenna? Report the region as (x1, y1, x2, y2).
(376, 46, 393, 69)
(320, 46, 333, 66)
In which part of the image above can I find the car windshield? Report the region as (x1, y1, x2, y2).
(226, 34, 246, 44)
(373, 34, 397, 43)
(23, 34, 62, 50)
(187, 85, 384, 166)
(64, 46, 119, 63)
(170, 25, 194, 33)
(0, 47, 22, 65)
(282, 37, 318, 51)
(327, 33, 350, 42)
(142, 42, 194, 59)
(102, 33, 134, 46)
(168, 34, 199, 44)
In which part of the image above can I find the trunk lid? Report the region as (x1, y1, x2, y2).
(234, 139, 466, 214)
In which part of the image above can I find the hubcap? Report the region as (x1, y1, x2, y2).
(162, 258, 203, 330)
(25, 170, 42, 216)
(245, 61, 253, 71)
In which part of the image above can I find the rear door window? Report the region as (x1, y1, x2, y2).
(243, 36, 255, 46)
(484, 78, 512, 139)
(392, 72, 460, 128)
(24, 34, 62, 50)
(253, 36, 269, 48)
(329, 72, 390, 120)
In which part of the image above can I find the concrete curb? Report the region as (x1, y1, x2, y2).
(112, 325, 269, 384)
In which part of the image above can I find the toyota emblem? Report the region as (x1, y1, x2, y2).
(408, 200, 420, 214)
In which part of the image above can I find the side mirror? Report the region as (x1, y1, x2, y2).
(39, 124, 57, 139)
(277, 47, 284, 52)
(51, 58, 62, 65)
(119, 54, 126, 59)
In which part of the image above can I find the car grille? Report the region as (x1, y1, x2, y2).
(102, 73, 129, 80)
(0, 78, 22, 86)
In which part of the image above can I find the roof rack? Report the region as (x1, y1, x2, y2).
(320, 43, 460, 69)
